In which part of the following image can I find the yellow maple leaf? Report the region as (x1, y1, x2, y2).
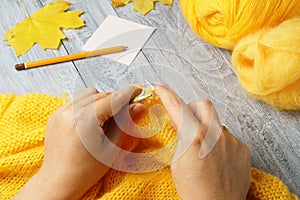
(4, 1, 85, 57)
(112, 0, 173, 15)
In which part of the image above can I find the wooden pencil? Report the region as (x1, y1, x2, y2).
(15, 45, 127, 70)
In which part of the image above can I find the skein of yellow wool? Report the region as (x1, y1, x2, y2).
(179, 0, 300, 110)
(179, 0, 300, 50)
(232, 17, 300, 110)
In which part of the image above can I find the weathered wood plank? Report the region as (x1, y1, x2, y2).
(2, 0, 298, 196)
(0, 0, 85, 96)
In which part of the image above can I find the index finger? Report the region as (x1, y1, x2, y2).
(155, 83, 201, 162)
(94, 86, 142, 126)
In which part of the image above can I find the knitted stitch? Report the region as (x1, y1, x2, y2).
(0, 93, 298, 200)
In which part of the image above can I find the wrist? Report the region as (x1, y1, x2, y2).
(13, 169, 82, 200)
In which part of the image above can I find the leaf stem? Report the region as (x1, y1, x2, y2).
(17, 0, 30, 18)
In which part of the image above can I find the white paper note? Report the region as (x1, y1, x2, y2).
(82, 15, 155, 65)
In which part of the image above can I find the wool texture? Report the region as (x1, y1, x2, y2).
(179, 0, 300, 110)
(232, 17, 300, 110)
(0, 93, 298, 200)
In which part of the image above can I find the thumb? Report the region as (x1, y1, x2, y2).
(154, 83, 184, 129)
(155, 83, 200, 162)
(155, 83, 197, 130)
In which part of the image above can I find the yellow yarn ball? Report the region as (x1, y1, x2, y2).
(232, 17, 300, 110)
(179, 0, 300, 50)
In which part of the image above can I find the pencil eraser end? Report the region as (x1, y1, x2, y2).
(15, 63, 25, 70)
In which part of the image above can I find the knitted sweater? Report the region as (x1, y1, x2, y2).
(0, 93, 298, 200)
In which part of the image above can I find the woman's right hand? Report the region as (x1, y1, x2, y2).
(155, 83, 251, 200)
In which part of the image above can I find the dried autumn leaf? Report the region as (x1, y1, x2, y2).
(4, 1, 85, 57)
(112, 0, 173, 15)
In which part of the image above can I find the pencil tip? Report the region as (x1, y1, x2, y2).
(123, 46, 128, 49)
(15, 63, 25, 71)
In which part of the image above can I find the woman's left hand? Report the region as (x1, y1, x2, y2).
(13, 86, 144, 200)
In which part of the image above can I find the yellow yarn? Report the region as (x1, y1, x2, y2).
(179, 0, 300, 110)
(0, 93, 298, 199)
(179, 0, 300, 50)
(232, 17, 300, 110)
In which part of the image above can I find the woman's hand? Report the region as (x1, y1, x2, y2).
(13, 86, 144, 200)
(155, 83, 251, 200)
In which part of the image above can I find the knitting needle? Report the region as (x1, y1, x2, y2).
(133, 90, 153, 103)
(145, 80, 155, 90)
(132, 81, 155, 102)
(15, 45, 127, 70)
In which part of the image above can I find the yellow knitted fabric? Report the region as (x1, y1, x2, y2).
(0, 93, 298, 200)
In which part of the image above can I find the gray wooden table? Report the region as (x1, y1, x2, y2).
(1, 0, 299, 196)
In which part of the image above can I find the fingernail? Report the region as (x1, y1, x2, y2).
(169, 118, 177, 130)
(96, 87, 104, 93)
(130, 103, 146, 114)
(155, 82, 167, 87)
(96, 86, 114, 93)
